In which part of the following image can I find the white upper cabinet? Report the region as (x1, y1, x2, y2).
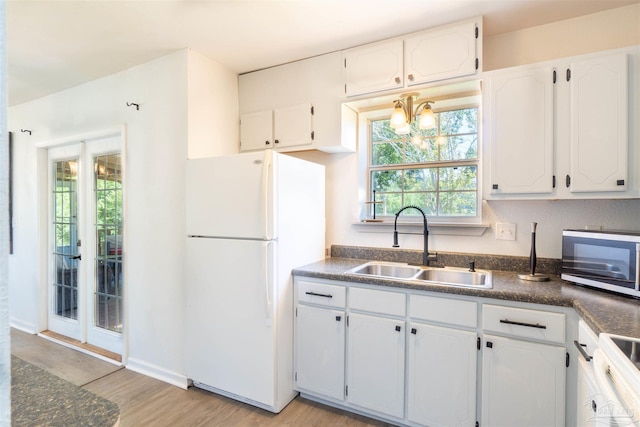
(240, 104, 312, 151)
(484, 47, 637, 200)
(238, 51, 355, 153)
(240, 110, 274, 151)
(342, 40, 404, 97)
(405, 20, 478, 86)
(568, 53, 628, 192)
(487, 64, 555, 195)
(343, 17, 481, 98)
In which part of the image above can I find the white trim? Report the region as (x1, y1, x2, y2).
(352, 221, 489, 236)
(9, 319, 37, 334)
(37, 332, 123, 367)
(126, 357, 189, 390)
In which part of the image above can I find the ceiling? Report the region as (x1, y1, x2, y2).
(6, 0, 638, 106)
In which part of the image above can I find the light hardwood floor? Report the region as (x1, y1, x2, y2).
(11, 329, 392, 426)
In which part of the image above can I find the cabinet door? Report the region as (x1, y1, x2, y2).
(569, 53, 628, 192)
(405, 21, 477, 86)
(407, 323, 477, 427)
(295, 304, 345, 401)
(343, 39, 403, 97)
(488, 65, 554, 194)
(240, 110, 273, 151)
(482, 334, 566, 427)
(347, 313, 405, 419)
(273, 103, 313, 149)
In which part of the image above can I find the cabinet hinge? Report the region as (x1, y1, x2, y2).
(476, 422, 479, 427)
(344, 84, 347, 94)
(566, 352, 570, 368)
(566, 174, 571, 188)
(553, 70, 557, 84)
(345, 385, 348, 396)
(552, 175, 556, 188)
(344, 58, 347, 68)
(475, 26, 479, 39)
(566, 68, 571, 82)
(477, 337, 481, 350)
(617, 179, 625, 186)
(310, 106, 314, 115)
(295, 307, 297, 317)
(475, 58, 479, 70)
(486, 341, 493, 348)
(311, 131, 315, 141)
(295, 372, 297, 381)
(347, 315, 349, 327)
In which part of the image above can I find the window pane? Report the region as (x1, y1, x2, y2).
(440, 166, 477, 191)
(379, 192, 402, 216)
(439, 191, 477, 216)
(440, 135, 478, 161)
(403, 192, 437, 216)
(405, 138, 438, 162)
(404, 168, 437, 191)
(372, 170, 402, 192)
(440, 108, 478, 135)
(371, 119, 397, 142)
(372, 142, 404, 165)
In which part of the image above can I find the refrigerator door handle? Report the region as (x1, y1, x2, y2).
(264, 241, 274, 326)
(262, 151, 273, 240)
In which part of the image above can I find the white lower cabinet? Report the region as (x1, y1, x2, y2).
(346, 312, 405, 419)
(407, 323, 477, 427)
(294, 278, 576, 427)
(295, 304, 345, 401)
(482, 334, 567, 427)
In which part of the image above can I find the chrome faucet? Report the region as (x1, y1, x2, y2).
(393, 205, 438, 266)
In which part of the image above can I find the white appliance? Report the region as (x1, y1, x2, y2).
(592, 333, 640, 426)
(185, 150, 325, 413)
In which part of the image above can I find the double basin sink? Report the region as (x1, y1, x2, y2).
(346, 261, 492, 289)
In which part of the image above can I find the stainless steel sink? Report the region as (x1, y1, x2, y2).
(414, 268, 488, 286)
(346, 261, 492, 289)
(350, 263, 421, 279)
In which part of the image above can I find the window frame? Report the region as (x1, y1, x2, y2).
(358, 99, 483, 225)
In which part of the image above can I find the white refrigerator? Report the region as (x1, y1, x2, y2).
(185, 150, 325, 413)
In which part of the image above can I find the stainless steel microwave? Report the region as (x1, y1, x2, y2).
(562, 229, 640, 298)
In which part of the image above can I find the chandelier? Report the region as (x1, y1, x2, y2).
(389, 92, 436, 135)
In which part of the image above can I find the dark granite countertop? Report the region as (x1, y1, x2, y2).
(293, 256, 640, 339)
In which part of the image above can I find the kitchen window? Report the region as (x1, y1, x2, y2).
(365, 105, 479, 221)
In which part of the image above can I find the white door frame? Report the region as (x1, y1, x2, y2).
(37, 127, 126, 358)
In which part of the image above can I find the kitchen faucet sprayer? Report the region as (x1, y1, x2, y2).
(393, 205, 438, 266)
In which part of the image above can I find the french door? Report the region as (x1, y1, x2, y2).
(47, 134, 124, 355)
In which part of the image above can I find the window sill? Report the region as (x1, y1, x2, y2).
(352, 220, 489, 236)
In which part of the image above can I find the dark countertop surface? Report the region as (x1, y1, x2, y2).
(293, 257, 640, 339)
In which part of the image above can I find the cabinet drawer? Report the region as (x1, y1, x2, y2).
(410, 294, 477, 328)
(483, 304, 565, 344)
(349, 287, 406, 317)
(297, 281, 346, 308)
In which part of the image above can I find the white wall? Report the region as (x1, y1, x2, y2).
(290, 6, 640, 260)
(8, 49, 238, 387)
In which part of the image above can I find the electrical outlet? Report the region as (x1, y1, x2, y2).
(496, 222, 516, 241)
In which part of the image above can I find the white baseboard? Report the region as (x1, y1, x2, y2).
(10, 319, 36, 334)
(126, 357, 188, 390)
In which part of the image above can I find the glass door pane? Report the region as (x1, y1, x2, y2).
(94, 153, 123, 333)
(52, 159, 79, 320)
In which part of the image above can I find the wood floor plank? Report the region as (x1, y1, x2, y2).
(10, 329, 123, 386)
(12, 328, 393, 426)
